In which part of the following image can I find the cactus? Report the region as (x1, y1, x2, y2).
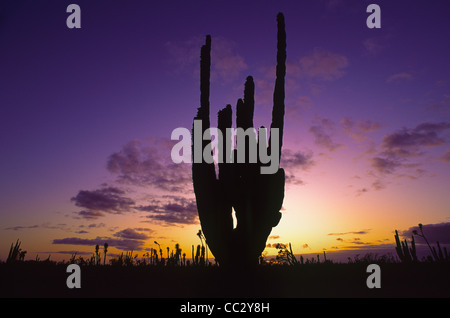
(191, 244, 206, 266)
(95, 244, 100, 265)
(192, 13, 286, 267)
(103, 242, 108, 265)
(394, 230, 417, 262)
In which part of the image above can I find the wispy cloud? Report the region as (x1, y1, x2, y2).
(309, 118, 343, 152)
(386, 72, 413, 83)
(438, 149, 450, 163)
(5, 223, 75, 232)
(52, 228, 153, 251)
(53, 236, 146, 251)
(113, 228, 152, 240)
(281, 149, 315, 170)
(427, 94, 450, 114)
(362, 34, 392, 56)
(266, 242, 288, 249)
(370, 121, 450, 176)
(371, 157, 402, 174)
(341, 117, 383, 141)
(296, 49, 349, 81)
(328, 230, 371, 236)
(399, 222, 450, 245)
(69, 137, 198, 229)
(281, 148, 315, 186)
(138, 196, 198, 226)
(107, 139, 191, 193)
(71, 187, 135, 214)
(383, 122, 450, 151)
(4, 225, 39, 231)
(73, 210, 105, 220)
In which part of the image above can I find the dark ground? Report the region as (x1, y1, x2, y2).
(1, 261, 449, 298)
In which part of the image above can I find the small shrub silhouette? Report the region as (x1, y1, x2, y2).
(6, 239, 27, 263)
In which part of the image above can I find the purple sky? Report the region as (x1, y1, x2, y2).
(1, 0, 450, 261)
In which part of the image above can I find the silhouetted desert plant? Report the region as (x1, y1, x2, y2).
(192, 13, 287, 267)
(191, 244, 206, 266)
(275, 243, 299, 265)
(394, 230, 418, 262)
(110, 251, 137, 266)
(103, 243, 108, 265)
(6, 239, 27, 263)
(413, 223, 449, 262)
(94, 244, 101, 265)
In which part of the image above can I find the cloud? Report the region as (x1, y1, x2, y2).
(74, 210, 105, 220)
(86, 223, 106, 228)
(349, 238, 370, 245)
(281, 149, 315, 186)
(362, 35, 391, 56)
(165, 37, 200, 74)
(371, 179, 386, 191)
(382, 122, 450, 152)
(285, 95, 315, 122)
(266, 243, 288, 249)
(297, 49, 348, 81)
(52, 232, 149, 251)
(309, 118, 343, 152)
(284, 174, 305, 186)
(400, 222, 450, 245)
(309, 125, 338, 150)
(281, 149, 315, 170)
(107, 139, 191, 192)
(57, 237, 145, 251)
(427, 95, 450, 114)
(113, 228, 152, 240)
(341, 117, 383, 141)
(438, 149, 450, 163)
(355, 188, 368, 196)
(71, 138, 197, 226)
(386, 72, 413, 83)
(5, 223, 73, 232)
(371, 157, 402, 174)
(71, 187, 135, 214)
(211, 37, 248, 83)
(4, 225, 39, 231)
(333, 235, 375, 247)
(371, 121, 450, 175)
(137, 196, 199, 226)
(328, 230, 370, 236)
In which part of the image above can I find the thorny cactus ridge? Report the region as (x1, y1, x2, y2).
(192, 13, 286, 267)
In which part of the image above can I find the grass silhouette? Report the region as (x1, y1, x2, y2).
(1, 224, 449, 298)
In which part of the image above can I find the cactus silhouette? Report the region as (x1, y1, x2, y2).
(192, 13, 286, 267)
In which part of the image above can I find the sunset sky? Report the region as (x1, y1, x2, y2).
(1, 0, 449, 262)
